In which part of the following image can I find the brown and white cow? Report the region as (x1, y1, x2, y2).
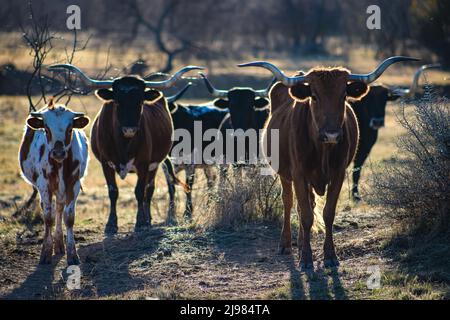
(19, 99, 90, 265)
(239, 56, 419, 270)
(48, 64, 201, 234)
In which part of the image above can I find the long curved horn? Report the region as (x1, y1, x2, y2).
(409, 63, 441, 94)
(238, 61, 306, 87)
(167, 83, 192, 103)
(145, 66, 204, 89)
(199, 73, 228, 98)
(254, 77, 278, 97)
(348, 56, 420, 83)
(143, 72, 170, 81)
(48, 64, 114, 89)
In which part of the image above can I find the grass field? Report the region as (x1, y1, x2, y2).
(0, 35, 449, 299)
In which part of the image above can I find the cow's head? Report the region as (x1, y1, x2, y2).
(239, 56, 419, 144)
(47, 64, 205, 139)
(26, 99, 90, 162)
(200, 74, 272, 130)
(355, 64, 441, 131)
(96, 77, 162, 138)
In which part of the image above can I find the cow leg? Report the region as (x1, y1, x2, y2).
(323, 171, 345, 268)
(163, 164, 177, 225)
(203, 166, 216, 190)
(39, 188, 54, 264)
(102, 162, 119, 235)
(352, 136, 375, 201)
(64, 182, 81, 265)
(296, 188, 315, 253)
(279, 177, 293, 255)
(293, 177, 314, 271)
(134, 166, 155, 232)
(54, 201, 65, 255)
(184, 165, 195, 219)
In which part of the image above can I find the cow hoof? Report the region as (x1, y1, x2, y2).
(67, 254, 80, 266)
(166, 217, 178, 226)
(183, 212, 192, 222)
(104, 224, 118, 235)
(324, 258, 340, 268)
(278, 245, 292, 255)
(39, 254, 52, 265)
(299, 261, 314, 273)
(134, 224, 151, 233)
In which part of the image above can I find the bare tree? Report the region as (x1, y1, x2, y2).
(128, 0, 193, 73)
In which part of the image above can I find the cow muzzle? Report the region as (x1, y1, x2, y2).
(369, 118, 385, 130)
(122, 127, 139, 138)
(50, 142, 67, 162)
(319, 130, 342, 144)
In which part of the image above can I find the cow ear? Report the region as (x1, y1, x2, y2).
(214, 99, 229, 109)
(347, 82, 369, 100)
(27, 117, 44, 130)
(254, 97, 269, 110)
(95, 89, 114, 101)
(168, 102, 177, 114)
(144, 89, 162, 104)
(289, 84, 311, 101)
(73, 116, 90, 129)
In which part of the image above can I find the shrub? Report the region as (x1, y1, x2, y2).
(199, 166, 283, 229)
(368, 90, 449, 235)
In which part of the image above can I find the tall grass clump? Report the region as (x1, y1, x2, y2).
(199, 166, 283, 229)
(369, 89, 449, 236)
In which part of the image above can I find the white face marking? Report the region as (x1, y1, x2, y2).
(40, 106, 78, 150)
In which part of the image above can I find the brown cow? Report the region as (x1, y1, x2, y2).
(239, 56, 419, 270)
(48, 64, 202, 234)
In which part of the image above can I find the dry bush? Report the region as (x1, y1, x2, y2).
(199, 166, 283, 229)
(368, 90, 450, 235)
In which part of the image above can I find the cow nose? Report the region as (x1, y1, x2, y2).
(122, 127, 138, 138)
(50, 146, 67, 162)
(369, 118, 385, 130)
(319, 130, 342, 144)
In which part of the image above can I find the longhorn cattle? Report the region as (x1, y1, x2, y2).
(49, 64, 202, 234)
(351, 64, 441, 201)
(199, 74, 274, 172)
(19, 99, 90, 265)
(164, 84, 232, 221)
(239, 56, 419, 270)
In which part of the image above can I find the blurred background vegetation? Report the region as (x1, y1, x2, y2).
(0, 0, 449, 71)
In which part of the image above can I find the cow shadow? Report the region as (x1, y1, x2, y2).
(2, 255, 65, 300)
(207, 223, 349, 300)
(76, 227, 166, 298)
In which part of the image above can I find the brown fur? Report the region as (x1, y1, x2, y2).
(19, 128, 35, 171)
(264, 68, 362, 268)
(91, 96, 173, 167)
(91, 93, 174, 232)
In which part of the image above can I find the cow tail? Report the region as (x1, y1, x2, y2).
(163, 157, 190, 193)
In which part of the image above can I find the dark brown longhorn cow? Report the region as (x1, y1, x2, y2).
(49, 64, 202, 234)
(239, 56, 419, 270)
